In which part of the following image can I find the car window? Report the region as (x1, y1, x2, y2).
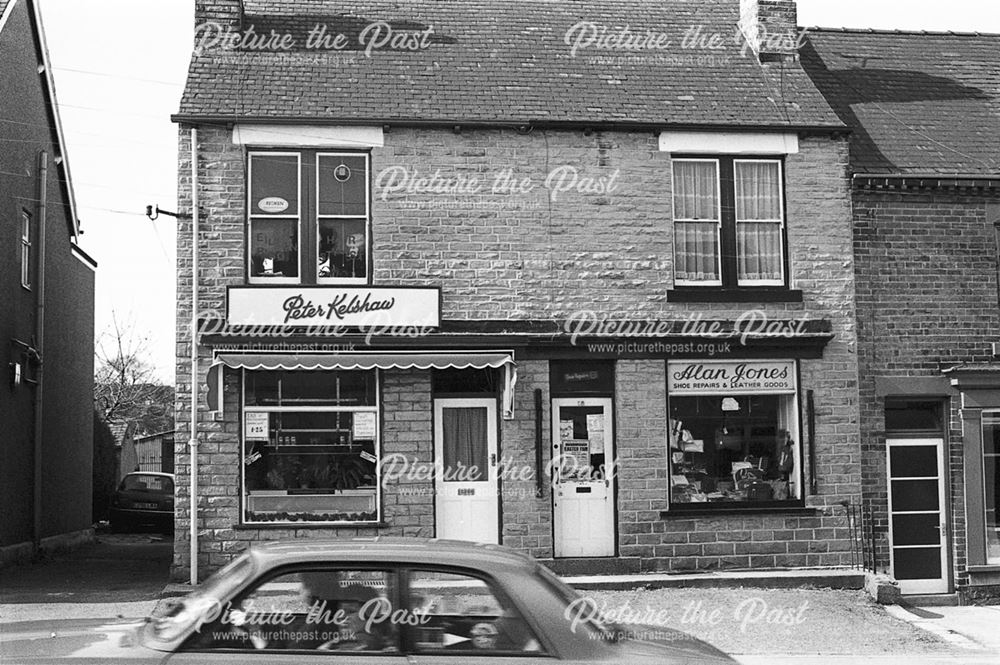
(182, 567, 399, 653)
(121, 474, 173, 493)
(408, 570, 543, 654)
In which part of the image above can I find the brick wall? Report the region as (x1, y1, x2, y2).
(853, 188, 1000, 581)
(174, 125, 860, 577)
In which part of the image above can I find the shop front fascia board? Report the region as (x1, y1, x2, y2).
(197, 317, 835, 359)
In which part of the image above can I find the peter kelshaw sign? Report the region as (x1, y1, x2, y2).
(227, 287, 440, 327)
(668, 360, 796, 395)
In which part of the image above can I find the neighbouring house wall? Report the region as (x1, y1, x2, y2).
(0, 0, 94, 553)
(853, 189, 1000, 587)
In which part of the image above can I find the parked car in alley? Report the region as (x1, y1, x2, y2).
(109, 472, 174, 533)
(0, 538, 735, 663)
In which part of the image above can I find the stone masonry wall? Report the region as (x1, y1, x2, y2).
(174, 125, 860, 578)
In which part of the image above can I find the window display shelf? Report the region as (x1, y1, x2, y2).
(265, 444, 368, 455)
(246, 489, 376, 514)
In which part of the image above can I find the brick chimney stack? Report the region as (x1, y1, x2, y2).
(739, 0, 800, 62)
(195, 0, 244, 29)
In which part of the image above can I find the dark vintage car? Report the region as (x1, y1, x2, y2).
(0, 538, 736, 663)
(109, 472, 175, 533)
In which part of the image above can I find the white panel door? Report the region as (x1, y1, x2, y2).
(887, 438, 949, 594)
(552, 398, 615, 557)
(433, 399, 499, 544)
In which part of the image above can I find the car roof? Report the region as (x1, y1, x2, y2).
(247, 537, 539, 574)
(123, 472, 175, 479)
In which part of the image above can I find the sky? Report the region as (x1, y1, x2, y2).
(34, 0, 1000, 384)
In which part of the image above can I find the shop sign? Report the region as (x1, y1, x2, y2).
(257, 196, 289, 213)
(668, 360, 796, 395)
(227, 286, 440, 327)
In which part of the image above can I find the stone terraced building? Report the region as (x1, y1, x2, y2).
(171, 0, 864, 581)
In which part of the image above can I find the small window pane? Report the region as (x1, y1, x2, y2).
(885, 400, 942, 432)
(672, 161, 718, 220)
(318, 155, 368, 217)
(318, 218, 367, 279)
(735, 161, 781, 220)
(674, 221, 720, 282)
(250, 154, 299, 216)
(246, 371, 376, 407)
(249, 218, 298, 278)
(409, 571, 542, 653)
(737, 221, 782, 282)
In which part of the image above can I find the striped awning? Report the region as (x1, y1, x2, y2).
(207, 352, 517, 418)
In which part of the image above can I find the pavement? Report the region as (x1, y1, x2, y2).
(0, 534, 997, 664)
(0, 531, 170, 623)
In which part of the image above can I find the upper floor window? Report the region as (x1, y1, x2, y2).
(672, 157, 786, 288)
(248, 150, 370, 284)
(21, 210, 31, 289)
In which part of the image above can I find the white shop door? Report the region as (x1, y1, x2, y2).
(433, 398, 499, 544)
(552, 398, 615, 557)
(887, 437, 949, 594)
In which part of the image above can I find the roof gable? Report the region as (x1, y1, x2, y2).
(802, 28, 1000, 176)
(1, 0, 81, 236)
(177, 0, 843, 129)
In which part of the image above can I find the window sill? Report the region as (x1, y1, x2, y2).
(966, 565, 1000, 573)
(666, 288, 803, 303)
(660, 505, 816, 518)
(236, 521, 390, 530)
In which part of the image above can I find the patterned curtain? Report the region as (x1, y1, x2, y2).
(675, 222, 720, 282)
(735, 162, 782, 282)
(673, 161, 720, 282)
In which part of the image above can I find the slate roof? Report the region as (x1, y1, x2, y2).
(802, 28, 1000, 176)
(176, 0, 843, 129)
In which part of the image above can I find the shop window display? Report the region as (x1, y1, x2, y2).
(668, 393, 800, 505)
(242, 370, 380, 524)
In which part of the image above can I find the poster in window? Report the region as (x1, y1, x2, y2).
(586, 413, 604, 433)
(559, 420, 574, 441)
(352, 412, 377, 440)
(245, 412, 270, 440)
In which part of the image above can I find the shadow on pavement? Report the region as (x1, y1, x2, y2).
(0, 531, 172, 604)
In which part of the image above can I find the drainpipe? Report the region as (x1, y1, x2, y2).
(32, 150, 48, 553)
(189, 128, 199, 585)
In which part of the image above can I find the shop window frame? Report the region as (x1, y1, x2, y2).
(239, 368, 382, 527)
(246, 148, 373, 286)
(664, 360, 806, 513)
